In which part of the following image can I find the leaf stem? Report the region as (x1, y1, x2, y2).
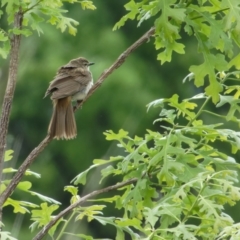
(187, 96, 211, 126)
(56, 210, 75, 240)
(23, 0, 43, 14)
(202, 110, 226, 119)
(191, 7, 229, 20)
(182, 180, 207, 223)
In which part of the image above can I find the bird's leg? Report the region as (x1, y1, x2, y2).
(73, 100, 83, 111)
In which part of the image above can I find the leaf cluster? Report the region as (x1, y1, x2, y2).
(0, 0, 96, 58)
(1, 150, 61, 239)
(39, 71, 240, 239)
(114, 0, 240, 103)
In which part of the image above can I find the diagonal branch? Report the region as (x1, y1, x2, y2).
(75, 27, 155, 111)
(0, 27, 155, 207)
(33, 177, 138, 240)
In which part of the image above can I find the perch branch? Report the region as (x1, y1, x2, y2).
(74, 27, 155, 111)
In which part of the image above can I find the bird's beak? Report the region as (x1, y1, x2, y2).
(88, 62, 95, 66)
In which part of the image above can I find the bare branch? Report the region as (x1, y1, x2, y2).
(0, 11, 23, 212)
(0, 27, 155, 208)
(33, 177, 138, 240)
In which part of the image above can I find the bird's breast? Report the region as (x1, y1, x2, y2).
(71, 80, 93, 101)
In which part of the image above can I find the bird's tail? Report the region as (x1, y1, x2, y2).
(48, 97, 77, 140)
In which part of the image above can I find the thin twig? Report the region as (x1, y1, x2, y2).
(33, 177, 138, 240)
(23, 0, 43, 14)
(0, 27, 155, 207)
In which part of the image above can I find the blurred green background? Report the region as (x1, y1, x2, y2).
(1, 1, 240, 239)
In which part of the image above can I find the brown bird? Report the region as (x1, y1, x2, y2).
(44, 57, 94, 140)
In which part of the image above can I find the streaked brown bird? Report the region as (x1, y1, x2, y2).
(44, 57, 94, 140)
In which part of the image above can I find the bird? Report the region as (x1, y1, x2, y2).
(44, 57, 94, 140)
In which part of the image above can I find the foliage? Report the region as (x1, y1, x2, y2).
(0, 0, 96, 238)
(0, 0, 96, 58)
(1, 0, 240, 239)
(56, 72, 240, 239)
(1, 150, 60, 239)
(114, 0, 240, 103)
(30, 71, 240, 239)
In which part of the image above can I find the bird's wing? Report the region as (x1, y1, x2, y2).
(44, 70, 91, 99)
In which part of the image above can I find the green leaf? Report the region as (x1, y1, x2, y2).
(75, 205, 106, 221)
(189, 53, 227, 103)
(143, 207, 160, 228)
(217, 222, 240, 239)
(104, 129, 129, 141)
(3, 168, 17, 173)
(10, 28, 32, 37)
(31, 203, 62, 237)
(0, 30, 8, 41)
(153, 1, 186, 63)
(231, 29, 240, 48)
(156, 202, 182, 229)
(25, 169, 41, 178)
(146, 98, 165, 111)
(26, 12, 44, 35)
(4, 150, 14, 162)
(116, 228, 125, 240)
(159, 94, 197, 120)
(54, 17, 79, 36)
(1, 0, 20, 21)
(216, 95, 236, 107)
(228, 53, 240, 69)
(113, 0, 140, 30)
(100, 165, 121, 181)
(3, 198, 38, 214)
(115, 217, 142, 229)
(223, 0, 240, 32)
(30, 191, 61, 204)
(71, 164, 97, 185)
(17, 181, 32, 191)
(64, 185, 78, 196)
(80, 1, 96, 10)
(154, 109, 176, 125)
(31, 203, 60, 221)
(198, 197, 223, 218)
(0, 231, 17, 240)
(0, 40, 10, 59)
